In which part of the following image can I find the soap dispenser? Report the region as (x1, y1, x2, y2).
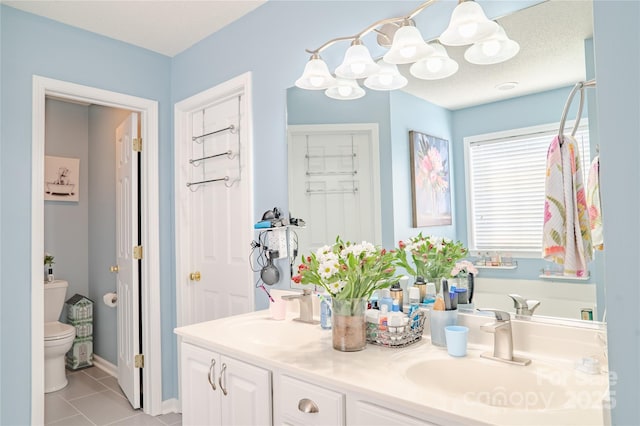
(379, 289, 394, 311)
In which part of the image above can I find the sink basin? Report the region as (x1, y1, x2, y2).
(403, 357, 608, 410)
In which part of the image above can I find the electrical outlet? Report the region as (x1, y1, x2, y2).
(267, 229, 288, 259)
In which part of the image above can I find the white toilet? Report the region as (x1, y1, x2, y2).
(44, 279, 76, 393)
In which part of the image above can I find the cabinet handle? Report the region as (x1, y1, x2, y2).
(298, 398, 319, 414)
(218, 363, 228, 396)
(207, 358, 217, 391)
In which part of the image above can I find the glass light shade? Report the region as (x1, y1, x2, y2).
(295, 57, 336, 90)
(325, 78, 366, 100)
(410, 43, 459, 80)
(439, 1, 499, 46)
(464, 26, 520, 65)
(364, 61, 408, 91)
(383, 25, 434, 64)
(335, 44, 380, 79)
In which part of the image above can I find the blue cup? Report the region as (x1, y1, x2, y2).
(444, 325, 468, 357)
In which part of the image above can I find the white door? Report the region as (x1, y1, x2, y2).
(115, 113, 141, 409)
(288, 124, 381, 258)
(186, 95, 253, 325)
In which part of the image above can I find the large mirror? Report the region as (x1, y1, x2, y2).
(287, 1, 602, 322)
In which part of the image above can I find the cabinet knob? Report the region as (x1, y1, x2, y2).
(298, 398, 319, 414)
(110, 265, 119, 273)
(189, 271, 201, 281)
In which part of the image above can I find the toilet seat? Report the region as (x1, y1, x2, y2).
(45, 321, 75, 341)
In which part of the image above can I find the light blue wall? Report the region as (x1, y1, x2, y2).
(389, 90, 455, 244)
(88, 105, 132, 365)
(44, 99, 90, 312)
(593, 1, 640, 424)
(0, 6, 172, 424)
(2, 0, 639, 424)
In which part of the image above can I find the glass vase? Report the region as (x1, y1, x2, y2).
(331, 297, 367, 352)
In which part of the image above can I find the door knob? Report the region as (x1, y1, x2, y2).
(110, 265, 119, 273)
(190, 271, 201, 281)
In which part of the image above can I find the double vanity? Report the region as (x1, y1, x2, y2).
(175, 300, 610, 425)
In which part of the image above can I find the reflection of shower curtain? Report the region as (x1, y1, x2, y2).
(542, 135, 593, 277)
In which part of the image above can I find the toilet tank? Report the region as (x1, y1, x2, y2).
(44, 280, 68, 322)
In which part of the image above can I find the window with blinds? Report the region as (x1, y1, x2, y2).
(465, 122, 591, 254)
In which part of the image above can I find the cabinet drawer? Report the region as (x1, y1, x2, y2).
(276, 374, 345, 426)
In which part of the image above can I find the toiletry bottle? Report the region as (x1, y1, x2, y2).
(379, 288, 394, 312)
(413, 276, 427, 302)
(389, 301, 403, 338)
(389, 282, 403, 311)
(320, 295, 332, 330)
(424, 282, 436, 305)
(378, 304, 389, 332)
(407, 287, 420, 329)
(366, 308, 379, 340)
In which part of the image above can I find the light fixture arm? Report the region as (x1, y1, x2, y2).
(304, 0, 438, 56)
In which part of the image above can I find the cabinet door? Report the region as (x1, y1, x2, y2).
(219, 355, 272, 425)
(349, 400, 438, 426)
(181, 343, 221, 426)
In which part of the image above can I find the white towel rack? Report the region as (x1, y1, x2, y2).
(558, 79, 596, 142)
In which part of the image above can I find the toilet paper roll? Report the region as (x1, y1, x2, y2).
(103, 292, 117, 307)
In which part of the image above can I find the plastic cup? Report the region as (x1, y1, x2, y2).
(269, 295, 287, 320)
(445, 325, 469, 357)
(429, 309, 458, 347)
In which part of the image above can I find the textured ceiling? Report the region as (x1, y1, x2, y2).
(402, 0, 594, 109)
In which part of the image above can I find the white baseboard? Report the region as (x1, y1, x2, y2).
(92, 354, 117, 377)
(162, 398, 180, 414)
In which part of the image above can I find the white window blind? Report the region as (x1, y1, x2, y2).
(466, 123, 591, 254)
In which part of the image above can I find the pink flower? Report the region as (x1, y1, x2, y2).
(292, 274, 302, 283)
(589, 206, 599, 223)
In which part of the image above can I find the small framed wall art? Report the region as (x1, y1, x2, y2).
(409, 131, 452, 227)
(44, 155, 80, 202)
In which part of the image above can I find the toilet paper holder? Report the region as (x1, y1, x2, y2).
(103, 292, 118, 307)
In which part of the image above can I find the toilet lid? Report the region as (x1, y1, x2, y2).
(45, 322, 75, 340)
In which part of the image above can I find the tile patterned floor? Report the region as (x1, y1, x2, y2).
(45, 367, 181, 426)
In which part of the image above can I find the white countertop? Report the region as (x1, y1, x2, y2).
(175, 309, 609, 426)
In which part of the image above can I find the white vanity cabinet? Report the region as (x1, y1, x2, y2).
(347, 397, 439, 425)
(180, 342, 272, 426)
(274, 373, 345, 425)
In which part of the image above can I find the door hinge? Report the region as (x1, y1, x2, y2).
(135, 354, 144, 368)
(133, 245, 143, 260)
(133, 138, 142, 152)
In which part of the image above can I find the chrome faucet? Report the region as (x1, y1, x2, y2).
(281, 289, 319, 324)
(479, 309, 530, 366)
(508, 294, 540, 316)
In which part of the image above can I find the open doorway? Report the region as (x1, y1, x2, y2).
(32, 76, 162, 423)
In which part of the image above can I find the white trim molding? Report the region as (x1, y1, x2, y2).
(32, 76, 162, 421)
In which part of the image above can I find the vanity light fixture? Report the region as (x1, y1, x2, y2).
(410, 42, 459, 80)
(335, 39, 380, 79)
(295, 53, 336, 90)
(383, 21, 434, 64)
(295, 0, 517, 100)
(439, 0, 499, 46)
(364, 60, 408, 91)
(464, 25, 520, 65)
(325, 77, 366, 100)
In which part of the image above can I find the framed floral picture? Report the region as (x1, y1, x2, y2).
(409, 131, 452, 227)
